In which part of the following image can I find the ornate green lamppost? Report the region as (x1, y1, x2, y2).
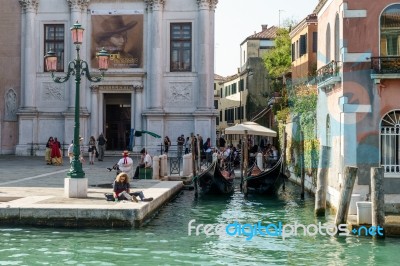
(45, 21, 109, 179)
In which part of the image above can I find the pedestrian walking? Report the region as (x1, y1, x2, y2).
(97, 133, 107, 161)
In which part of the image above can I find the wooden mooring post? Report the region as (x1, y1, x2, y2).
(315, 145, 331, 216)
(242, 130, 249, 195)
(335, 166, 358, 226)
(191, 133, 197, 196)
(300, 131, 305, 199)
(282, 130, 287, 190)
(371, 167, 385, 237)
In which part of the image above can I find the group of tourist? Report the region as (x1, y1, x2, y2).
(44, 133, 153, 203)
(45, 133, 108, 166)
(45, 137, 63, 166)
(163, 134, 190, 157)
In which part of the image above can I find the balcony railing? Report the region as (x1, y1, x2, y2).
(316, 60, 341, 83)
(370, 56, 400, 74)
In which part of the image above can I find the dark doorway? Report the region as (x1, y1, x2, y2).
(104, 93, 131, 151)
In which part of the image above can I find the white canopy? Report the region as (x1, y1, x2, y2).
(225, 121, 277, 137)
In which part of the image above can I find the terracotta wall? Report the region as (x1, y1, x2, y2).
(0, 0, 20, 154)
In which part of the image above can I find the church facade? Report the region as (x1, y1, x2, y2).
(6, 0, 217, 155)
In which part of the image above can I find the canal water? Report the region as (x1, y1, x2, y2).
(0, 182, 399, 265)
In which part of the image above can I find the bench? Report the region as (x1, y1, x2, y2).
(139, 168, 153, 179)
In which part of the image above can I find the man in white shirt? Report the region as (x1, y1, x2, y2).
(117, 150, 134, 179)
(133, 148, 152, 178)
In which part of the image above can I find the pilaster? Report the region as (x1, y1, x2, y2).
(147, 0, 165, 110)
(19, 0, 39, 111)
(197, 0, 211, 110)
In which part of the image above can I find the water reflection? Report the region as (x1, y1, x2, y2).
(0, 182, 399, 264)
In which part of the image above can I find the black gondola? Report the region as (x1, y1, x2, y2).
(195, 161, 235, 195)
(243, 155, 285, 196)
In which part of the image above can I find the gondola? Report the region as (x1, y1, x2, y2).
(195, 160, 235, 195)
(242, 155, 285, 196)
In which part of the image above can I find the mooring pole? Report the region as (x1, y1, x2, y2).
(335, 166, 358, 226)
(240, 138, 244, 190)
(191, 133, 197, 196)
(242, 130, 249, 194)
(282, 130, 287, 190)
(371, 167, 385, 238)
(315, 145, 331, 216)
(300, 131, 305, 199)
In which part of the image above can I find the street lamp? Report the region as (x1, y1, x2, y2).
(45, 21, 109, 180)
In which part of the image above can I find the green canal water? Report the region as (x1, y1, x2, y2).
(0, 182, 399, 265)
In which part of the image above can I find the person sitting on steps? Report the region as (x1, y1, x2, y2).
(112, 172, 153, 202)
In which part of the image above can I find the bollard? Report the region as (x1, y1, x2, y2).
(153, 156, 160, 179)
(163, 154, 168, 176)
(256, 152, 263, 170)
(159, 155, 166, 178)
(182, 153, 192, 177)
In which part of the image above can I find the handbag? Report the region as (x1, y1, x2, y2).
(95, 150, 99, 158)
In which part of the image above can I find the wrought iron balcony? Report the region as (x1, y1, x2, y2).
(370, 56, 400, 74)
(316, 60, 341, 91)
(316, 60, 340, 82)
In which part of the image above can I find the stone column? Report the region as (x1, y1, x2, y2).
(98, 92, 104, 136)
(147, 0, 164, 109)
(19, 0, 39, 110)
(134, 86, 143, 148)
(197, 0, 210, 110)
(67, 0, 90, 111)
(90, 85, 99, 137)
(209, 1, 218, 108)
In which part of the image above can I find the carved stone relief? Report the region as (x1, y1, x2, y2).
(42, 83, 65, 101)
(167, 82, 192, 103)
(4, 89, 17, 121)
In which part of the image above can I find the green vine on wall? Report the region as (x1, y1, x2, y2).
(277, 84, 319, 182)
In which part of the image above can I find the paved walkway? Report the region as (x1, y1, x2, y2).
(0, 155, 183, 228)
(0, 155, 147, 188)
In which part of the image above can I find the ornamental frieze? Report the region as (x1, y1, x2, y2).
(98, 85, 143, 91)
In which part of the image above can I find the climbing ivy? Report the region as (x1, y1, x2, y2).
(289, 84, 319, 180)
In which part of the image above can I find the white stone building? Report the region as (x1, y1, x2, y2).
(15, 0, 218, 155)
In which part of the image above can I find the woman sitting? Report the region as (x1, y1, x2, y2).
(112, 172, 153, 202)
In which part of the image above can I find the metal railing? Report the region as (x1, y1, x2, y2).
(316, 60, 341, 83)
(370, 56, 400, 74)
(28, 142, 69, 156)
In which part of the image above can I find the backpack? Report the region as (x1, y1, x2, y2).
(98, 136, 106, 145)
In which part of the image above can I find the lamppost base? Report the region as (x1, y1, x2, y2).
(64, 177, 88, 198)
(67, 159, 85, 178)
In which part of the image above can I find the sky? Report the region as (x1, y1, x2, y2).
(215, 0, 318, 77)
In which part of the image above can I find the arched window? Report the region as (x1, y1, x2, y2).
(326, 115, 331, 147)
(381, 110, 400, 173)
(334, 14, 340, 61)
(326, 23, 331, 63)
(381, 4, 400, 56)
